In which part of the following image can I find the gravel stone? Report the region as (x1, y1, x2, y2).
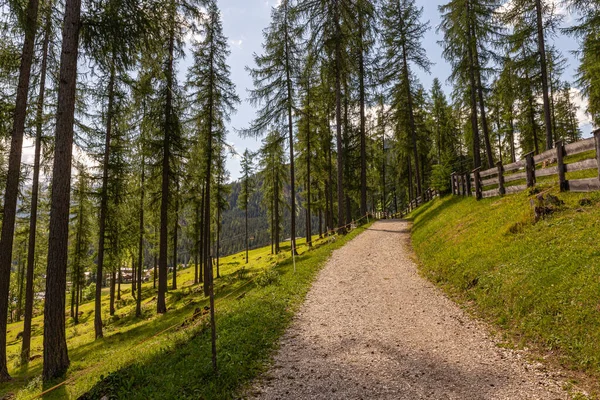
(251, 220, 573, 400)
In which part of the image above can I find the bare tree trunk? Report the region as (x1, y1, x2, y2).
(43, 0, 81, 379)
(0, 0, 41, 381)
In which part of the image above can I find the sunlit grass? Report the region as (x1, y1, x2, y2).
(1, 225, 371, 399)
(409, 185, 600, 393)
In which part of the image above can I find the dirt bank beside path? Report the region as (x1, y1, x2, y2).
(251, 220, 574, 399)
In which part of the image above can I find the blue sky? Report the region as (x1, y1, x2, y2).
(207, 0, 588, 181)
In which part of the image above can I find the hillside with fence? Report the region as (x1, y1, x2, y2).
(451, 130, 600, 199)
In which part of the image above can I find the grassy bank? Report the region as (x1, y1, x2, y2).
(2, 224, 370, 399)
(409, 186, 600, 393)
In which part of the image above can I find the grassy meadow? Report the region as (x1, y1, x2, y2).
(1, 223, 371, 399)
(409, 182, 600, 395)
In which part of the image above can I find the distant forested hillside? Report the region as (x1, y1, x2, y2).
(219, 173, 320, 257)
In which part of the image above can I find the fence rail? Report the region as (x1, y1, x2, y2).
(451, 130, 600, 199)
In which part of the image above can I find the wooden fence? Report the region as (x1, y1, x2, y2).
(451, 130, 600, 199)
(384, 188, 439, 219)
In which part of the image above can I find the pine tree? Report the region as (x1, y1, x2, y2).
(69, 162, 94, 325)
(439, 0, 500, 169)
(21, 0, 54, 365)
(0, 0, 42, 380)
(503, 0, 563, 150)
(554, 83, 582, 144)
(186, 0, 238, 371)
(299, 0, 354, 230)
(381, 0, 431, 199)
(259, 132, 288, 254)
(566, 1, 600, 125)
(43, 0, 82, 380)
(239, 149, 255, 264)
(244, 0, 301, 253)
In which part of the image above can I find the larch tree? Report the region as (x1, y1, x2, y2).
(69, 162, 94, 325)
(21, 0, 54, 365)
(566, 0, 600, 125)
(299, 0, 354, 230)
(439, 0, 500, 169)
(43, 0, 83, 380)
(186, 0, 238, 370)
(239, 149, 255, 264)
(244, 0, 301, 254)
(503, 0, 563, 150)
(381, 0, 431, 199)
(259, 131, 287, 254)
(0, 0, 41, 381)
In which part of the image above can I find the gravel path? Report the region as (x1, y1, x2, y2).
(251, 220, 573, 400)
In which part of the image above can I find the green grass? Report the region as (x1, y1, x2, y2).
(1, 224, 370, 399)
(408, 186, 600, 395)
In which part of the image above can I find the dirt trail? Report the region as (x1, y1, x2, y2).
(251, 220, 572, 400)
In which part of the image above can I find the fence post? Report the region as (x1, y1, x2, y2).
(594, 130, 600, 186)
(556, 140, 567, 191)
(462, 173, 467, 196)
(496, 161, 505, 196)
(473, 167, 482, 200)
(525, 152, 536, 188)
(450, 172, 456, 195)
(466, 171, 472, 196)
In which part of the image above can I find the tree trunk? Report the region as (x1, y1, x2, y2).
(22, 2, 51, 365)
(110, 270, 116, 316)
(43, 0, 81, 379)
(95, 56, 116, 340)
(472, 25, 494, 168)
(358, 10, 367, 217)
(136, 156, 144, 318)
(172, 179, 179, 290)
(0, 0, 41, 380)
(158, 5, 176, 314)
(245, 200, 249, 263)
(334, 4, 345, 230)
(535, 0, 553, 150)
(305, 93, 312, 247)
(466, 1, 481, 168)
(283, 4, 297, 256)
(195, 201, 201, 282)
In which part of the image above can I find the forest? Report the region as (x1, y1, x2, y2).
(0, 0, 597, 386)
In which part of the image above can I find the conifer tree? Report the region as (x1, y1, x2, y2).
(0, 0, 42, 380)
(439, 0, 500, 169)
(186, 0, 238, 370)
(21, 0, 54, 365)
(503, 0, 562, 150)
(381, 0, 431, 199)
(245, 0, 301, 253)
(239, 149, 255, 264)
(260, 132, 287, 254)
(43, 0, 83, 380)
(69, 162, 94, 325)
